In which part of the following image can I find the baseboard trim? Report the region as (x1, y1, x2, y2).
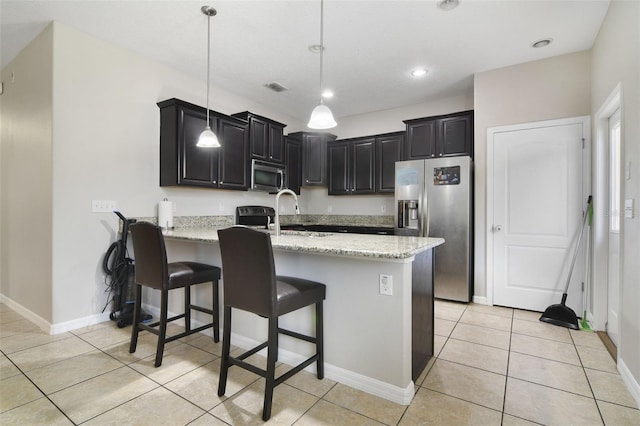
(597, 331, 617, 361)
(618, 358, 640, 409)
(472, 295, 488, 305)
(229, 332, 415, 405)
(0, 294, 51, 333)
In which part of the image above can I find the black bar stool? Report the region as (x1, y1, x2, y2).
(129, 221, 221, 367)
(217, 226, 325, 421)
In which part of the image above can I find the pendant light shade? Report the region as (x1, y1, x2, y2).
(198, 125, 219, 147)
(307, 103, 337, 129)
(308, 0, 336, 130)
(197, 6, 220, 148)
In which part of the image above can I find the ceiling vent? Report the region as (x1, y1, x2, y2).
(264, 82, 289, 93)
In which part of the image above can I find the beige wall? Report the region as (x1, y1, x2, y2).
(0, 25, 54, 323)
(2, 22, 304, 328)
(473, 51, 592, 301)
(591, 0, 640, 392)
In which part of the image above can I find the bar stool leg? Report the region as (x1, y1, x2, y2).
(212, 280, 220, 342)
(129, 284, 142, 354)
(184, 285, 191, 334)
(263, 316, 278, 421)
(155, 288, 169, 367)
(217, 306, 232, 396)
(316, 301, 324, 379)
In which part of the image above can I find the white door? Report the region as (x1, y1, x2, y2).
(489, 119, 587, 312)
(607, 109, 621, 346)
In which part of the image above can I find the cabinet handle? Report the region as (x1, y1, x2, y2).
(439, 153, 443, 157)
(213, 180, 217, 184)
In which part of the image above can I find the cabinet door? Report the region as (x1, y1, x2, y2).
(285, 138, 302, 194)
(249, 117, 268, 160)
(377, 133, 403, 193)
(268, 124, 284, 163)
(328, 142, 350, 195)
(218, 117, 249, 190)
(438, 114, 472, 157)
(302, 134, 327, 186)
(352, 138, 376, 194)
(180, 107, 218, 187)
(405, 119, 437, 159)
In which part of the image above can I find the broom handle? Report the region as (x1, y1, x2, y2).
(563, 196, 593, 296)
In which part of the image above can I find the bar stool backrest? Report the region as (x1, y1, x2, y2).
(130, 222, 169, 290)
(217, 226, 277, 317)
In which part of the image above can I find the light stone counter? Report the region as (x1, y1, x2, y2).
(162, 226, 443, 260)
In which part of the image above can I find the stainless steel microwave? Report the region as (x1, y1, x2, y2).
(251, 159, 286, 192)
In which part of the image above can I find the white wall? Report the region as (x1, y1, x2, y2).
(473, 51, 592, 301)
(2, 21, 307, 327)
(590, 0, 640, 394)
(0, 25, 54, 322)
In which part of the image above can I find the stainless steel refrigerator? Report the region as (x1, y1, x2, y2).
(395, 156, 473, 302)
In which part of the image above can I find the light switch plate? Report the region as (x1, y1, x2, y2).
(91, 200, 117, 213)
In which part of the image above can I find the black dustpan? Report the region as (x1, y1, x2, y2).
(540, 294, 579, 330)
(539, 196, 591, 331)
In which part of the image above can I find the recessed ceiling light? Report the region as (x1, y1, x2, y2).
(322, 90, 334, 99)
(438, 0, 459, 11)
(531, 38, 553, 48)
(411, 68, 429, 78)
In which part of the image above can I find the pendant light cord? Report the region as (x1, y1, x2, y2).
(206, 12, 211, 126)
(319, 0, 324, 104)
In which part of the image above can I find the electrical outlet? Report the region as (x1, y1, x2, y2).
(381, 204, 387, 213)
(91, 200, 117, 213)
(379, 274, 393, 296)
(328, 205, 333, 213)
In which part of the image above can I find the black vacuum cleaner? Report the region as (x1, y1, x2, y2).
(102, 211, 151, 328)
(540, 196, 592, 330)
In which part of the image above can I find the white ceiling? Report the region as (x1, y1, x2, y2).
(1, 0, 610, 122)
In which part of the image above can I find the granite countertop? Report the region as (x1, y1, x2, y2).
(162, 226, 444, 260)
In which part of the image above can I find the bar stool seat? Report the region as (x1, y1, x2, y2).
(217, 226, 325, 421)
(129, 221, 221, 367)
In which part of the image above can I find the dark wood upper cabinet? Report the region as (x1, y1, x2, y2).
(376, 132, 404, 193)
(232, 112, 286, 164)
(285, 137, 302, 194)
(328, 137, 376, 195)
(404, 110, 473, 159)
(288, 132, 337, 187)
(158, 98, 249, 190)
(216, 115, 250, 190)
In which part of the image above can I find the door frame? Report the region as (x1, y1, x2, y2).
(592, 83, 623, 340)
(486, 116, 591, 307)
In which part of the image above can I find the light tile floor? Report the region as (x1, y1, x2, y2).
(1, 301, 638, 425)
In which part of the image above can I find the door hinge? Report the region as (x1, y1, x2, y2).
(581, 281, 584, 292)
(582, 138, 585, 149)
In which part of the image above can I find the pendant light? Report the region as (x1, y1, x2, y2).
(197, 6, 221, 148)
(307, 0, 337, 129)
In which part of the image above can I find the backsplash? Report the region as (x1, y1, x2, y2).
(133, 214, 393, 228)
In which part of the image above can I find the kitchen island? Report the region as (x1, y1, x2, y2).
(161, 227, 444, 404)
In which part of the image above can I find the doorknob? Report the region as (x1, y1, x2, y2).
(494, 225, 502, 232)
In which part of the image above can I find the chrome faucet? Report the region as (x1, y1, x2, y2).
(275, 189, 300, 236)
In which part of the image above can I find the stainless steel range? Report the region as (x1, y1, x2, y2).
(236, 205, 275, 228)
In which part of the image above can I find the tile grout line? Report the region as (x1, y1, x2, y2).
(0, 348, 77, 425)
(500, 309, 514, 425)
(570, 328, 607, 425)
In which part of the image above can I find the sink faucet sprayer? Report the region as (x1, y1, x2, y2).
(275, 189, 300, 236)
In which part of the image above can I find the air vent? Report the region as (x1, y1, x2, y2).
(264, 82, 289, 93)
